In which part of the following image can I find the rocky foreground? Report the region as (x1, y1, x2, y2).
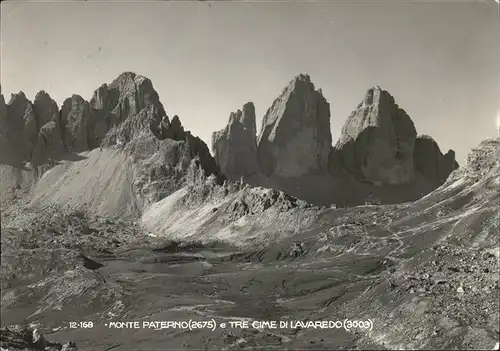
(1, 137, 498, 350)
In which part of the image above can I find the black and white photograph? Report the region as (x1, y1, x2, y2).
(0, 0, 499, 350)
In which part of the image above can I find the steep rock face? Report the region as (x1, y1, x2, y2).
(334, 86, 417, 185)
(32, 91, 65, 163)
(32, 121, 66, 165)
(5, 92, 39, 161)
(257, 74, 332, 178)
(95, 72, 220, 184)
(0, 87, 6, 122)
(0, 87, 10, 163)
(89, 72, 167, 145)
(162, 115, 186, 141)
(414, 135, 459, 184)
(33, 91, 59, 128)
(185, 132, 219, 178)
(60, 95, 92, 152)
(212, 102, 259, 181)
(1, 73, 222, 215)
(1, 90, 65, 165)
(96, 72, 170, 148)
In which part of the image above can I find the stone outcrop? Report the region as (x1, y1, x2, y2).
(333, 86, 417, 185)
(414, 135, 459, 184)
(257, 74, 332, 178)
(212, 102, 259, 181)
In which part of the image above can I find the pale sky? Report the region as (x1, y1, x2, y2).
(1, 0, 499, 164)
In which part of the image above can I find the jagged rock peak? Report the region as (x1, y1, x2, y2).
(114, 71, 138, 79)
(278, 73, 315, 95)
(62, 94, 86, 106)
(170, 115, 183, 129)
(107, 71, 155, 95)
(0, 85, 5, 118)
(4, 91, 38, 161)
(0, 86, 5, 110)
(90, 71, 165, 124)
(33, 91, 55, 104)
(228, 102, 256, 135)
(7, 91, 29, 105)
(212, 102, 259, 182)
(356, 86, 397, 111)
(334, 87, 417, 185)
(161, 114, 186, 141)
(33, 90, 59, 125)
(293, 73, 311, 83)
(34, 90, 52, 101)
(257, 74, 331, 178)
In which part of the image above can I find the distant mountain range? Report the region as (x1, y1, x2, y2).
(0, 72, 457, 214)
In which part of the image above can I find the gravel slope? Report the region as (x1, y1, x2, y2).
(1, 139, 498, 350)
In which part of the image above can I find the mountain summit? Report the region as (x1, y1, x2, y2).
(0, 72, 220, 215)
(257, 73, 332, 178)
(212, 102, 259, 182)
(334, 86, 418, 185)
(212, 78, 458, 205)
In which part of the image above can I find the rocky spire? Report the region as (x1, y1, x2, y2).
(333, 86, 417, 185)
(93, 72, 170, 147)
(90, 72, 166, 125)
(33, 91, 59, 128)
(212, 102, 258, 181)
(5, 92, 38, 161)
(0, 85, 7, 129)
(31, 91, 65, 163)
(257, 73, 332, 178)
(60, 94, 92, 152)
